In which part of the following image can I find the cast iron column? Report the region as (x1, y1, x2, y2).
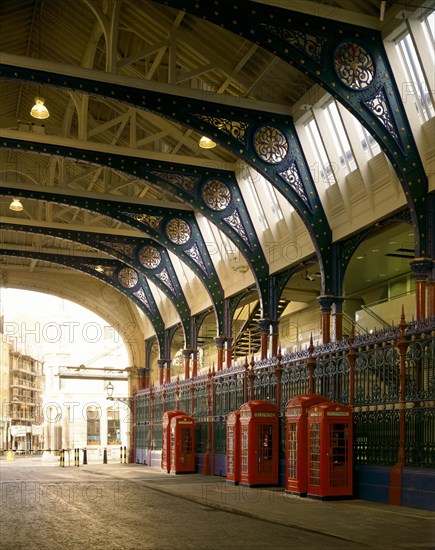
(157, 358, 165, 386)
(410, 259, 433, 320)
(317, 296, 334, 344)
(215, 337, 226, 371)
(182, 349, 192, 380)
(257, 319, 270, 360)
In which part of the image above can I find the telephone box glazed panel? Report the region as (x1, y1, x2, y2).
(161, 410, 187, 473)
(239, 400, 279, 487)
(307, 402, 353, 499)
(170, 414, 195, 474)
(226, 410, 241, 484)
(285, 394, 329, 496)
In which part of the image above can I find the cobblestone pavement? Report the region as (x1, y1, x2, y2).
(1, 457, 434, 550)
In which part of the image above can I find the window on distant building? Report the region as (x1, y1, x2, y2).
(107, 406, 121, 444)
(86, 406, 101, 445)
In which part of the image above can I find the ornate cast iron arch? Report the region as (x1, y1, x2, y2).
(0, 147, 226, 335)
(0, 57, 332, 297)
(152, 0, 429, 258)
(0, 222, 193, 347)
(0, 249, 166, 354)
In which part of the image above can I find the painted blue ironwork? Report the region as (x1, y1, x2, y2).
(0, 133, 269, 324)
(136, 323, 435, 469)
(313, 355, 350, 405)
(0, 172, 225, 334)
(405, 337, 435, 402)
(0, 59, 329, 296)
(404, 407, 435, 468)
(152, 0, 428, 258)
(354, 344, 400, 406)
(0, 222, 192, 346)
(354, 410, 400, 466)
(0, 249, 165, 352)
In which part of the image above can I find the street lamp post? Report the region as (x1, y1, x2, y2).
(105, 382, 134, 463)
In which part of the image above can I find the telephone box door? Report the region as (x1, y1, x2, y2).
(161, 410, 187, 473)
(239, 400, 279, 486)
(307, 402, 353, 499)
(170, 414, 195, 474)
(226, 411, 240, 484)
(285, 394, 328, 496)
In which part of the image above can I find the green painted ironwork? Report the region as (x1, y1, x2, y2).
(135, 321, 435, 469)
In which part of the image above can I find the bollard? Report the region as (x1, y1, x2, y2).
(60, 449, 65, 467)
(6, 449, 14, 461)
(75, 448, 79, 467)
(82, 448, 87, 465)
(120, 446, 123, 464)
(123, 446, 127, 464)
(103, 448, 108, 464)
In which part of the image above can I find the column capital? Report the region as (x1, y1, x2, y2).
(214, 336, 226, 349)
(269, 319, 280, 333)
(410, 258, 433, 279)
(257, 318, 270, 333)
(182, 349, 192, 359)
(157, 358, 166, 369)
(317, 295, 335, 312)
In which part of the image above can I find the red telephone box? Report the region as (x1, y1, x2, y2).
(170, 414, 195, 474)
(226, 410, 240, 484)
(307, 402, 353, 499)
(239, 400, 279, 487)
(161, 410, 187, 473)
(285, 394, 329, 496)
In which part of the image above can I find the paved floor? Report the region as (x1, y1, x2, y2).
(1, 457, 434, 550)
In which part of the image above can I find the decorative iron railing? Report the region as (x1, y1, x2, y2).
(135, 316, 435, 469)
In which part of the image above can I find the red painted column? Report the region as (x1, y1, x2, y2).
(389, 309, 408, 506)
(410, 259, 432, 320)
(165, 360, 171, 385)
(137, 368, 145, 390)
(225, 338, 233, 369)
(416, 279, 426, 320)
(257, 319, 270, 360)
(269, 320, 279, 358)
(332, 298, 344, 341)
(182, 349, 192, 380)
(191, 350, 198, 378)
(157, 359, 165, 386)
(143, 367, 150, 390)
(215, 337, 226, 371)
(317, 296, 334, 345)
(428, 278, 435, 318)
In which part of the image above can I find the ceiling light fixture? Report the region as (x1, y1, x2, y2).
(199, 136, 217, 149)
(30, 1, 49, 120)
(9, 198, 24, 212)
(30, 97, 50, 119)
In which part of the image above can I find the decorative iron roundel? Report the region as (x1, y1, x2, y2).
(166, 218, 191, 244)
(334, 42, 375, 90)
(118, 267, 139, 288)
(138, 245, 162, 269)
(201, 180, 231, 211)
(254, 125, 288, 164)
